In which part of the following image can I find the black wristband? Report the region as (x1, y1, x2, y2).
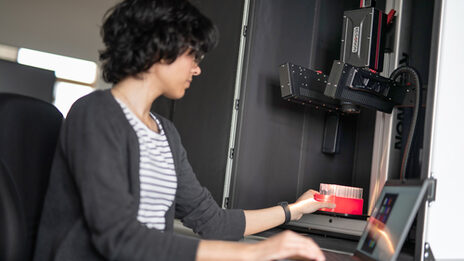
(278, 201, 291, 224)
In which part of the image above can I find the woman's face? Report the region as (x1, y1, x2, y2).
(150, 50, 202, 99)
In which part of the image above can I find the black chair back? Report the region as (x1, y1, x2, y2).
(0, 93, 63, 261)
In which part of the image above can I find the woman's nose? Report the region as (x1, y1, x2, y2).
(192, 64, 201, 76)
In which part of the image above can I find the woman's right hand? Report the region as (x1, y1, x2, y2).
(248, 230, 325, 261)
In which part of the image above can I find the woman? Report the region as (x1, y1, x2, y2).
(34, 0, 335, 260)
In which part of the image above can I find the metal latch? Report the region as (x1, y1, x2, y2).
(426, 178, 437, 203)
(223, 197, 230, 209)
(229, 148, 235, 159)
(234, 99, 240, 110)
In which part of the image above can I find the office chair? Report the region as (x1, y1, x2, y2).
(0, 93, 63, 261)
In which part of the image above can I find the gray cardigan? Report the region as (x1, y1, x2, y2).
(34, 89, 245, 261)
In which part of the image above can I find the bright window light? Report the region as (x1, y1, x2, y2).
(53, 81, 94, 117)
(17, 48, 97, 84)
(0, 43, 18, 61)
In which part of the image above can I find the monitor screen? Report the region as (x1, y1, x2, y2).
(356, 183, 427, 261)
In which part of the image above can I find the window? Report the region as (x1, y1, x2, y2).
(53, 81, 94, 116)
(0, 43, 97, 117)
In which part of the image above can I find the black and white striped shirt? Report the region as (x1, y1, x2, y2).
(116, 99, 177, 231)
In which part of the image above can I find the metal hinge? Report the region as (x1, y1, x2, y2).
(234, 99, 240, 110)
(424, 242, 435, 261)
(229, 148, 235, 159)
(224, 197, 230, 209)
(243, 25, 248, 37)
(427, 178, 437, 203)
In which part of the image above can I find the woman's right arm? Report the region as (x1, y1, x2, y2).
(196, 230, 325, 261)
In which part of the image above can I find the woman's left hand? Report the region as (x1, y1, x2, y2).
(289, 189, 336, 221)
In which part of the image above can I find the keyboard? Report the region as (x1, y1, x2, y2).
(322, 250, 354, 261)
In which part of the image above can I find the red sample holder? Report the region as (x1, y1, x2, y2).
(314, 193, 363, 215)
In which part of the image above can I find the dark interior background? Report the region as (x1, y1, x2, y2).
(151, 0, 434, 214)
(151, 0, 245, 203)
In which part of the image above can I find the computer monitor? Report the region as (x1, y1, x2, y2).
(354, 179, 431, 261)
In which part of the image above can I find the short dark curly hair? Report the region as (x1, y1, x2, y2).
(99, 0, 218, 84)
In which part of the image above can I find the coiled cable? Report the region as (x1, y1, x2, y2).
(389, 66, 421, 180)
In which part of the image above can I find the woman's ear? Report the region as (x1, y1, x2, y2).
(147, 63, 158, 73)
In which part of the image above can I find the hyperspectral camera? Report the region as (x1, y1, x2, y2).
(280, 5, 407, 114)
(324, 60, 407, 113)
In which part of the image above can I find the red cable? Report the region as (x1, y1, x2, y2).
(387, 9, 396, 24)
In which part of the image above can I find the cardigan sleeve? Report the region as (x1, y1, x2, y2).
(162, 119, 246, 241)
(63, 94, 200, 261)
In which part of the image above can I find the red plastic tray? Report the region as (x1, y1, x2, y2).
(314, 193, 363, 215)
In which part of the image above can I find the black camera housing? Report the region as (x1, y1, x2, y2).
(324, 60, 408, 113)
(340, 7, 387, 72)
(279, 63, 341, 112)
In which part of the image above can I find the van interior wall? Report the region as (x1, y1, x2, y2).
(0, 0, 117, 89)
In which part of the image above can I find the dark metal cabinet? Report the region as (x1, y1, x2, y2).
(229, 0, 375, 210)
(152, 0, 376, 210)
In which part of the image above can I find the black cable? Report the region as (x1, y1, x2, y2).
(389, 66, 421, 180)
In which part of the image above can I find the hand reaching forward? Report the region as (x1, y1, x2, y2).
(289, 189, 336, 221)
(251, 230, 326, 261)
(196, 230, 326, 261)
